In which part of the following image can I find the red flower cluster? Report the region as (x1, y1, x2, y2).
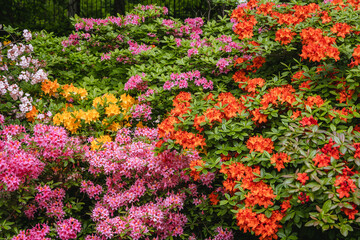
(299, 116, 318, 127)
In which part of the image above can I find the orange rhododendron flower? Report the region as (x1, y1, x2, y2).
(260, 85, 296, 109)
(236, 208, 283, 240)
(256, 2, 275, 16)
(251, 108, 267, 124)
(331, 22, 352, 38)
(341, 203, 358, 220)
(275, 28, 296, 45)
(291, 110, 301, 120)
(189, 159, 204, 181)
(26, 105, 38, 122)
(41, 79, 60, 96)
(246, 136, 274, 153)
(297, 172, 309, 185)
(270, 153, 291, 171)
(209, 192, 220, 205)
(174, 130, 206, 149)
(245, 78, 265, 92)
(216, 92, 245, 119)
(313, 153, 330, 168)
(305, 95, 324, 108)
(158, 116, 179, 138)
(244, 180, 276, 208)
(280, 200, 291, 213)
(334, 175, 357, 198)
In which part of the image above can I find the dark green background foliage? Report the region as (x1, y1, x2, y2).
(0, 0, 238, 36)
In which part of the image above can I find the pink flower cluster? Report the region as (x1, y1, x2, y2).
(124, 73, 147, 91)
(81, 180, 104, 199)
(137, 88, 157, 102)
(130, 103, 152, 121)
(0, 125, 44, 192)
(34, 185, 66, 219)
(128, 40, 153, 55)
(11, 223, 50, 240)
(30, 124, 84, 162)
(56, 217, 82, 240)
(163, 70, 213, 90)
(216, 35, 243, 52)
(205, 227, 234, 240)
(215, 57, 233, 74)
(83, 127, 200, 239)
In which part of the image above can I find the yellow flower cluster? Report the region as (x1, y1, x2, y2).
(61, 84, 88, 101)
(93, 93, 118, 107)
(53, 109, 100, 133)
(51, 92, 136, 134)
(91, 135, 112, 151)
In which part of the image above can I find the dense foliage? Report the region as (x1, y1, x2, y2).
(2, 0, 360, 239)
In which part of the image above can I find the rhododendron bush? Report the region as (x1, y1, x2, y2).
(3, 0, 360, 239)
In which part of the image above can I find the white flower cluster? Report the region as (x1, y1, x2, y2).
(0, 29, 47, 118)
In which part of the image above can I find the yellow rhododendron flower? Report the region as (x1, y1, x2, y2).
(61, 84, 88, 100)
(120, 94, 136, 110)
(105, 104, 120, 117)
(91, 135, 112, 151)
(93, 93, 118, 107)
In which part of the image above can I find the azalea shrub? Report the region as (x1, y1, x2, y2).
(27, 4, 240, 136)
(3, 0, 360, 240)
(152, 0, 360, 239)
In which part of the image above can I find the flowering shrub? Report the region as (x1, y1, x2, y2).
(4, 1, 360, 240)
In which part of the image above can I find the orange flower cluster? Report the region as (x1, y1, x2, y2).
(271, 3, 320, 26)
(26, 105, 38, 122)
(244, 180, 277, 208)
(297, 172, 309, 185)
(334, 175, 357, 198)
(260, 85, 296, 109)
(193, 108, 223, 132)
(313, 153, 330, 168)
(170, 92, 192, 117)
(231, 7, 258, 40)
(270, 153, 291, 172)
(209, 192, 220, 205)
(158, 116, 179, 138)
(341, 203, 358, 220)
(174, 130, 206, 149)
(275, 28, 296, 45)
(247, 135, 274, 154)
(216, 92, 245, 119)
(300, 27, 339, 62)
(256, 2, 275, 16)
(349, 45, 360, 67)
(243, 78, 265, 92)
(304, 95, 324, 108)
(251, 108, 267, 124)
(220, 162, 276, 208)
(236, 208, 283, 240)
(331, 23, 352, 38)
(189, 159, 204, 181)
(41, 79, 60, 96)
